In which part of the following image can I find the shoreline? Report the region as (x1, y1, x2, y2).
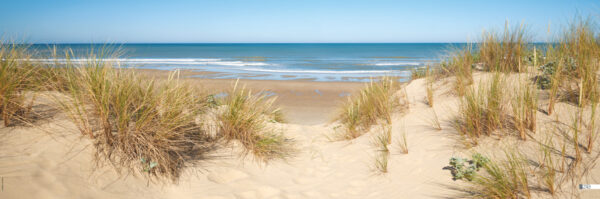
(136, 69, 367, 125)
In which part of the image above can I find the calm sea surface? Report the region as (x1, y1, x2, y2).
(31, 43, 466, 82)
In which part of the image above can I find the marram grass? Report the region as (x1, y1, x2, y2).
(57, 51, 210, 182)
(217, 80, 292, 162)
(335, 77, 407, 140)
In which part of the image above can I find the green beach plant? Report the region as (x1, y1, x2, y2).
(448, 153, 490, 181)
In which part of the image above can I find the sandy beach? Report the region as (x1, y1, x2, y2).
(0, 71, 465, 199)
(3, 1, 600, 198)
(1, 67, 600, 199)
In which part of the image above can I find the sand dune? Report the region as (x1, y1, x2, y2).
(1, 75, 599, 198)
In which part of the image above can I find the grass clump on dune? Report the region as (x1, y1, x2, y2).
(440, 45, 475, 96)
(217, 81, 291, 161)
(468, 151, 531, 199)
(453, 73, 510, 146)
(0, 42, 38, 126)
(57, 52, 210, 182)
(335, 77, 407, 140)
(478, 22, 530, 72)
(511, 75, 538, 140)
(544, 18, 600, 114)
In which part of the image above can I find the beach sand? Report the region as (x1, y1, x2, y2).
(1, 70, 599, 199)
(135, 69, 366, 125)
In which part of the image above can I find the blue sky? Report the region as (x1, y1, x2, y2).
(0, 0, 597, 43)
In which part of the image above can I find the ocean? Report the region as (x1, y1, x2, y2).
(31, 43, 464, 82)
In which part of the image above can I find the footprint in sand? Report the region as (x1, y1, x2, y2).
(207, 168, 249, 184)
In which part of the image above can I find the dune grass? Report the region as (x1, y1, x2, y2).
(335, 77, 406, 140)
(453, 73, 509, 145)
(427, 108, 442, 131)
(511, 75, 538, 140)
(478, 22, 530, 73)
(0, 42, 39, 126)
(410, 67, 427, 80)
(56, 51, 210, 182)
(469, 151, 531, 199)
(371, 124, 392, 174)
(398, 132, 408, 154)
(538, 137, 557, 196)
(374, 151, 389, 174)
(440, 45, 475, 96)
(545, 18, 600, 114)
(217, 81, 291, 161)
(425, 65, 435, 107)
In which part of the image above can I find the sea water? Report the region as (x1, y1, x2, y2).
(31, 43, 465, 82)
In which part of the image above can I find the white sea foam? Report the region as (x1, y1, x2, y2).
(29, 58, 270, 67)
(373, 62, 422, 66)
(240, 68, 406, 74)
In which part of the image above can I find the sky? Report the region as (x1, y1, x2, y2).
(0, 0, 598, 43)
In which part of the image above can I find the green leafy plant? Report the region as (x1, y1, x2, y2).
(448, 153, 490, 181)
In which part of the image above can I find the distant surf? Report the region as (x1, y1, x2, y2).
(31, 43, 462, 82)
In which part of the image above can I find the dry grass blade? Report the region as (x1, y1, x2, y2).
(425, 65, 435, 107)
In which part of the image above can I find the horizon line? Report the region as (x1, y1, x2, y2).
(26, 41, 551, 45)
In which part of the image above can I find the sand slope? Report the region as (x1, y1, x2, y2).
(2, 77, 598, 198)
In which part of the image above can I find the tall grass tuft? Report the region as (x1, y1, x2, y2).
(398, 132, 408, 154)
(426, 108, 442, 131)
(453, 73, 509, 145)
(440, 45, 475, 96)
(335, 77, 406, 139)
(0, 42, 38, 126)
(374, 151, 389, 174)
(511, 75, 538, 140)
(217, 81, 291, 161)
(469, 151, 531, 199)
(478, 22, 530, 72)
(371, 124, 392, 174)
(425, 65, 435, 107)
(539, 137, 557, 196)
(57, 51, 209, 182)
(587, 98, 598, 153)
(545, 18, 600, 114)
